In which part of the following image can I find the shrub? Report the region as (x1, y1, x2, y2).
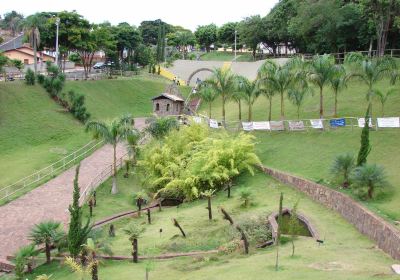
(239, 188, 252, 207)
(350, 163, 388, 199)
(330, 153, 355, 188)
(236, 215, 272, 244)
(25, 68, 35, 85)
(37, 73, 45, 84)
(146, 117, 179, 139)
(67, 90, 90, 122)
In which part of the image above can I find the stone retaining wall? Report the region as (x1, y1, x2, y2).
(260, 165, 400, 260)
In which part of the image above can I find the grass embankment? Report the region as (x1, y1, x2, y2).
(200, 51, 254, 62)
(199, 78, 400, 220)
(11, 171, 398, 280)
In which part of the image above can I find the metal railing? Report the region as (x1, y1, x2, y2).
(0, 140, 104, 203)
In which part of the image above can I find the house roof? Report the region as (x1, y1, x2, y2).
(152, 93, 184, 102)
(0, 34, 24, 51)
(3, 48, 55, 59)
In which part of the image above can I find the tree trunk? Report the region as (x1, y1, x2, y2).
(209, 102, 212, 119)
(280, 92, 285, 119)
(334, 91, 338, 117)
(147, 208, 151, 224)
(33, 36, 37, 74)
(111, 144, 118, 194)
(207, 197, 212, 220)
(291, 239, 295, 257)
(236, 225, 249, 254)
(297, 107, 300, 120)
(92, 262, 98, 280)
(27, 262, 33, 274)
(319, 86, 324, 118)
(146, 270, 149, 280)
(248, 103, 252, 122)
(45, 242, 51, 264)
(227, 185, 231, 198)
(133, 239, 138, 263)
(222, 93, 226, 126)
(238, 100, 242, 121)
(268, 98, 272, 121)
(368, 185, 373, 199)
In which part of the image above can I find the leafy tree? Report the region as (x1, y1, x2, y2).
(126, 129, 141, 166)
(195, 24, 218, 52)
(218, 22, 238, 48)
(196, 83, 217, 118)
(14, 244, 39, 278)
(25, 68, 36, 85)
(114, 22, 142, 66)
(68, 165, 91, 258)
(1, 11, 24, 36)
(275, 192, 283, 271)
(201, 189, 215, 220)
(145, 117, 179, 139)
(351, 164, 388, 199)
(29, 221, 62, 264)
(11, 59, 24, 71)
(168, 31, 196, 59)
(205, 68, 237, 124)
(373, 88, 398, 116)
(86, 115, 137, 194)
(238, 16, 266, 59)
(0, 52, 8, 73)
(123, 222, 145, 263)
(139, 19, 172, 45)
(357, 105, 372, 167)
(24, 14, 44, 74)
(236, 76, 261, 121)
(330, 65, 349, 117)
(134, 44, 154, 66)
(330, 154, 355, 188)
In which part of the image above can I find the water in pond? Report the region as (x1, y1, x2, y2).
(279, 213, 312, 237)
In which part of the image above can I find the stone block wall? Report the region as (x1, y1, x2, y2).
(260, 165, 400, 260)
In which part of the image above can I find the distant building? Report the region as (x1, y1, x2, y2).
(152, 84, 185, 116)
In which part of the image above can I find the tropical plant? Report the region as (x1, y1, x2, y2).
(357, 105, 372, 167)
(330, 65, 349, 117)
(330, 154, 355, 188)
(258, 60, 293, 119)
(201, 189, 216, 220)
(288, 87, 309, 120)
(14, 244, 39, 279)
(123, 222, 145, 263)
(257, 76, 275, 121)
(82, 237, 112, 280)
(373, 88, 398, 117)
(64, 256, 91, 280)
(86, 115, 136, 194)
(239, 188, 252, 207)
(24, 14, 43, 73)
(29, 221, 62, 264)
(146, 117, 179, 139)
(230, 87, 245, 121)
(35, 274, 52, 280)
(236, 76, 261, 121)
(126, 129, 141, 167)
(205, 68, 238, 124)
(25, 68, 36, 85)
(196, 83, 217, 118)
(351, 164, 388, 199)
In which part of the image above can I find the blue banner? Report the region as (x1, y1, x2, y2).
(330, 118, 346, 127)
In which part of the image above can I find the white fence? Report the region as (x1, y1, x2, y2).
(0, 140, 104, 203)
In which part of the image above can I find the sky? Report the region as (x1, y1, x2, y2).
(1, 0, 278, 31)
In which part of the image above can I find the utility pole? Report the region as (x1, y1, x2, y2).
(55, 17, 60, 67)
(234, 30, 237, 62)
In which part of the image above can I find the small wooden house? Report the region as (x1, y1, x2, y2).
(152, 84, 185, 116)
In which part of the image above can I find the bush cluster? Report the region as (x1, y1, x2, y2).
(25, 68, 35, 85)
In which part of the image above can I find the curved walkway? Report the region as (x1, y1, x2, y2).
(0, 118, 147, 264)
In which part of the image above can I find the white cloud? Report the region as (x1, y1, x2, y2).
(1, 0, 278, 30)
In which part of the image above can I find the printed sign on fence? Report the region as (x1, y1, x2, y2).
(357, 118, 373, 128)
(377, 117, 400, 128)
(193, 116, 202, 124)
(310, 119, 324, 129)
(330, 118, 346, 127)
(288, 121, 305, 131)
(209, 119, 219, 128)
(269, 121, 285, 131)
(242, 122, 254, 131)
(253, 121, 270, 130)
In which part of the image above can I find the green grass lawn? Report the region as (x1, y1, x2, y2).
(200, 51, 254, 62)
(8, 171, 398, 280)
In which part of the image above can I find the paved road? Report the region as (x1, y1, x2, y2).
(0, 119, 147, 263)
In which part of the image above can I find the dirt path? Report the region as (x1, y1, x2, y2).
(0, 118, 147, 263)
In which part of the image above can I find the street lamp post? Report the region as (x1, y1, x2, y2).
(55, 17, 60, 67)
(234, 30, 237, 62)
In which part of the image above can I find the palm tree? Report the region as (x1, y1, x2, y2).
(373, 88, 398, 117)
(126, 129, 141, 166)
(330, 154, 355, 188)
(258, 60, 293, 119)
(288, 88, 308, 120)
(24, 14, 43, 74)
(345, 53, 396, 114)
(196, 83, 217, 118)
(330, 65, 349, 117)
(257, 77, 275, 121)
(237, 76, 261, 122)
(86, 115, 137, 194)
(230, 89, 245, 122)
(123, 222, 144, 263)
(351, 164, 388, 199)
(15, 244, 39, 277)
(29, 221, 62, 264)
(306, 54, 336, 118)
(206, 68, 238, 124)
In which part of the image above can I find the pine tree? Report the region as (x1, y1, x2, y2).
(160, 24, 166, 62)
(275, 192, 283, 271)
(68, 165, 91, 258)
(156, 26, 162, 63)
(357, 104, 372, 166)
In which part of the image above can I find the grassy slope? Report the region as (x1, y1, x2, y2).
(200, 51, 254, 62)
(0, 82, 90, 187)
(199, 78, 400, 220)
(15, 171, 398, 280)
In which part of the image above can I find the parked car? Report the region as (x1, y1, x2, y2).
(93, 62, 105, 69)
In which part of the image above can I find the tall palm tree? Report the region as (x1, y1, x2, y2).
(206, 68, 237, 124)
(258, 60, 293, 119)
(29, 221, 62, 264)
(374, 88, 398, 117)
(345, 53, 396, 115)
(330, 65, 349, 117)
(257, 76, 275, 121)
(196, 83, 217, 118)
(236, 76, 261, 122)
(86, 115, 137, 194)
(126, 130, 141, 166)
(230, 87, 245, 122)
(288, 88, 308, 120)
(123, 222, 144, 263)
(306, 54, 336, 118)
(24, 14, 43, 74)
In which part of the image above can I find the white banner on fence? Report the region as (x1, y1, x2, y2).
(270, 121, 285, 131)
(193, 116, 202, 124)
(310, 119, 324, 129)
(288, 120, 305, 131)
(357, 118, 373, 128)
(209, 119, 219, 128)
(242, 122, 254, 131)
(253, 121, 270, 130)
(377, 117, 400, 128)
